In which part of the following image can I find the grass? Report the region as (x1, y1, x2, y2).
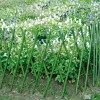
(92, 93, 100, 100)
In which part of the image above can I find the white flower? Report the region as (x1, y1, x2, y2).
(35, 45, 38, 49)
(79, 32, 81, 35)
(77, 37, 81, 46)
(86, 32, 89, 37)
(3, 53, 7, 57)
(65, 36, 70, 42)
(77, 37, 80, 42)
(77, 41, 81, 46)
(66, 45, 69, 49)
(7, 27, 9, 31)
(71, 43, 74, 47)
(71, 36, 73, 39)
(70, 18, 72, 24)
(9, 23, 15, 29)
(58, 22, 62, 28)
(79, 19, 82, 25)
(60, 40, 62, 44)
(2, 22, 7, 30)
(28, 23, 33, 27)
(24, 21, 27, 26)
(70, 51, 73, 54)
(67, 17, 70, 23)
(54, 32, 56, 34)
(58, 25, 61, 28)
(86, 42, 90, 48)
(52, 38, 59, 45)
(1, 18, 4, 22)
(15, 24, 18, 28)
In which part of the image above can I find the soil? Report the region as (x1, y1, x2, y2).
(0, 72, 100, 100)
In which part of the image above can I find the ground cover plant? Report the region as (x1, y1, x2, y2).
(0, 0, 100, 98)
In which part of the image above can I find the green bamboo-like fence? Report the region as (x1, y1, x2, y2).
(0, 22, 100, 98)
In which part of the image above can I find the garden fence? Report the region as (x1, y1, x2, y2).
(0, 22, 100, 97)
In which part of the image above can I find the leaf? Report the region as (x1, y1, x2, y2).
(55, 75, 62, 82)
(83, 0, 91, 3)
(71, 79, 76, 83)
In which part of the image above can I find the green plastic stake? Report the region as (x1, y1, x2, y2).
(0, 29, 15, 88)
(85, 23, 93, 89)
(10, 28, 25, 91)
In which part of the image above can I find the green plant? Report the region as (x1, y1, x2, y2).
(0, 0, 100, 97)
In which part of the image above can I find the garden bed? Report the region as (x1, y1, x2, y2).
(0, 0, 100, 99)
